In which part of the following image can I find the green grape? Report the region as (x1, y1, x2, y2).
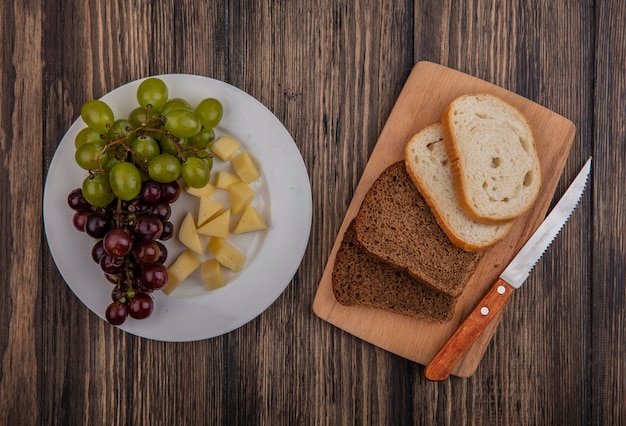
(108, 119, 135, 140)
(181, 157, 211, 188)
(82, 173, 115, 207)
(164, 108, 201, 138)
(200, 156, 213, 172)
(109, 162, 142, 201)
(148, 153, 181, 183)
(75, 141, 108, 170)
(128, 106, 148, 127)
(75, 127, 103, 149)
(158, 134, 180, 155)
(195, 98, 223, 129)
(137, 78, 168, 109)
(138, 167, 150, 181)
(191, 128, 215, 149)
(81, 99, 115, 132)
(131, 135, 160, 165)
(103, 155, 122, 173)
(161, 98, 192, 116)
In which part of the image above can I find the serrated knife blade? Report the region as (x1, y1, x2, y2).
(425, 157, 592, 381)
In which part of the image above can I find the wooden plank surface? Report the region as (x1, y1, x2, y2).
(0, 0, 623, 424)
(313, 61, 576, 377)
(593, 0, 626, 422)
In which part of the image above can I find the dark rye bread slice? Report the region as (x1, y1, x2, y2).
(332, 220, 457, 322)
(354, 162, 483, 298)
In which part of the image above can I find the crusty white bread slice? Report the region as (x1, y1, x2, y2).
(404, 123, 513, 251)
(441, 93, 541, 224)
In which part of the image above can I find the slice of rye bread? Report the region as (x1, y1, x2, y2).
(332, 220, 457, 322)
(354, 162, 483, 298)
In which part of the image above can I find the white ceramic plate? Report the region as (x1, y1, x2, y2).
(43, 74, 312, 341)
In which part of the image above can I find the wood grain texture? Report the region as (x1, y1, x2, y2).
(0, 0, 622, 424)
(0, 2, 42, 425)
(593, 0, 626, 423)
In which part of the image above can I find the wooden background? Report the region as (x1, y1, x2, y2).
(1, 0, 624, 424)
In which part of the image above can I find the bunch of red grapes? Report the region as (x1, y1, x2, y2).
(68, 180, 181, 325)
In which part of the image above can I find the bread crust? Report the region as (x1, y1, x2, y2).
(441, 92, 542, 225)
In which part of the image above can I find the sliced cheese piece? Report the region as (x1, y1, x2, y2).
(185, 182, 215, 198)
(213, 171, 241, 190)
(201, 258, 225, 290)
(228, 182, 254, 214)
(232, 151, 260, 183)
(178, 212, 203, 256)
(232, 207, 268, 234)
(197, 208, 231, 238)
(210, 135, 241, 161)
(207, 237, 246, 272)
(197, 197, 223, 227)
(163, 250, 201, 295)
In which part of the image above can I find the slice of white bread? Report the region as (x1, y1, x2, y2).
(441, 93, 541, 224)
(405, 123, 513, 251)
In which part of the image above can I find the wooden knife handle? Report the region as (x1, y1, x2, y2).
(424, 278, 515, 381)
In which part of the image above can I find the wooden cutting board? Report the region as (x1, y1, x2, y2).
(312, 61, 576, 378)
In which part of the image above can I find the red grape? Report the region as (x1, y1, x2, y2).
(91, 240, 106, 263)
(140, 263, 168, 290)
(134, 215, 163, 241)
(68, 188, 92, 211)
(132, 240, 161, 264)
(159, 181, 180, 203)
(155, 241, 168, 263)
(72, 210, 92, 232)
(100, 254, 125, 274)
(105, 302, 128, 325)
(159, 221, 174, 241)
(150, 203, 171, 221)
(139, 180, 162, 203)
(103, 228, 133, 257)
(85, 213, 110, 238)
(128, 292, 154, 319)
(111, 284, 129, 302)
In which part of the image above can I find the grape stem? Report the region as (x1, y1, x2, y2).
(93, 119, 214, 164)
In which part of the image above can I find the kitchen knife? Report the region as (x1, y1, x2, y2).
(424, 157, 592, 381)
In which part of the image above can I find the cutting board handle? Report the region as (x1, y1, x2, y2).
(424, 278, 515, 381)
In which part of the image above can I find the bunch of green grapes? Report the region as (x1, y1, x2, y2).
(69, 77, 224, 325)
(76, 77, 223, 206)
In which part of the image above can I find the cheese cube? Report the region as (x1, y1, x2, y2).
(185, 182, 215, 198)
(228, 182, 254, 214)
(210, 135, 241, 161)
(197, 209, 230, 238)
(232, 207, 268, 234)
(163, 250, 201, 295)
(178, 212, 203, 256)
(197, 197, 223, 226)
(201, 258, 225, 290)
(213, 171, 241, 190)
(232, 151, 260, 183)
(207, 237, 246, 272)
